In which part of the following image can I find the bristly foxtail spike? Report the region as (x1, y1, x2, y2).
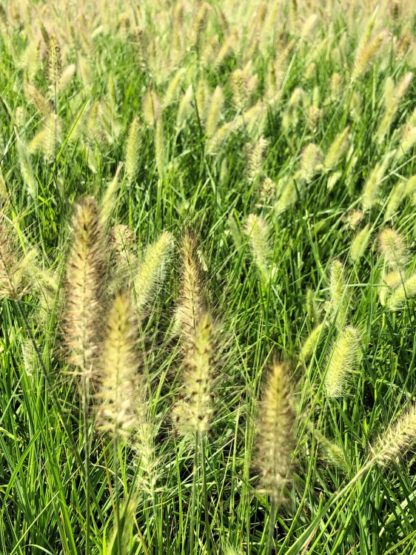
(62, 196, 106, 380)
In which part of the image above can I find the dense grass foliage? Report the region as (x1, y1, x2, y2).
(1, 1, 416, 553)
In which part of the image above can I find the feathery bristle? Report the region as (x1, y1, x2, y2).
(254, 361, 295, 503)
(324, 326, 361, 398)
(62, 197, 105, 374)
(96, 291, 139, 439)
(371, 404, 416, 466)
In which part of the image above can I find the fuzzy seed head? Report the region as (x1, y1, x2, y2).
(325, 326, 361, 398)
(62, 197, 105, 373)
(254, 362, 295, 503)
(244, 214, 272, 282)
(378, 228, 407, 269)
(134, 231, 173, 315)
(97, 291, 139, 440)
(371, 404, 416, 467)
(172, 311, 215, 436)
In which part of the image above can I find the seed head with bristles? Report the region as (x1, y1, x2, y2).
(125, 117, 141, 183)
(244, 214, 273, 282)
(378, 228, 407, 270)
(325, 326, 361, 398)
(371, 404, 416, 467)
(328, 260, 350, 329)
(0, 215, 31, 300)
(96, 291, 140, 440)
(172, 311, 215, 436)
(62, 197, 105, 374)
(387, 272, 416, 311)
(134, 231, 174, 316)
(254, 361, 295, 503)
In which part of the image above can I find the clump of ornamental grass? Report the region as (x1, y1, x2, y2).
(134, 231, 174, 316)
(378, 228, 408, 269)
(370, 404, 416, 467)
(62, 197, 106, 377)
(324, 326, 361, 398)
(254, 361, 295, 504)
(244, 214, 273, 283)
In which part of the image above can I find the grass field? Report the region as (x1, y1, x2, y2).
(1, 0, 416, 553)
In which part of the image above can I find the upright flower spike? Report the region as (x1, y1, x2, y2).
(172, 311, 215, 436)
(254, 361, 295, 503)
(134, 231, 174, 316)
(62, 197, 105, 375)
(244, 214, 273, 283)
(96, 291, 140, 440)
(324, 326, 361, 398)
(174, 233, 205, 340)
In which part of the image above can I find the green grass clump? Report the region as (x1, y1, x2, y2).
(2, 1, 416, 553)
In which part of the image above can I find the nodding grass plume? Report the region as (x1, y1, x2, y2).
(254, 361, 294, 503)
(244, 214, 273, 282)
(62, 197, 105, 374)
(134, 231, 174, 315)
(325, 326, 361, 398)
(371, 404, 416, 466)
(96, 291, 140, 440)
(172, 311, 215, 436)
